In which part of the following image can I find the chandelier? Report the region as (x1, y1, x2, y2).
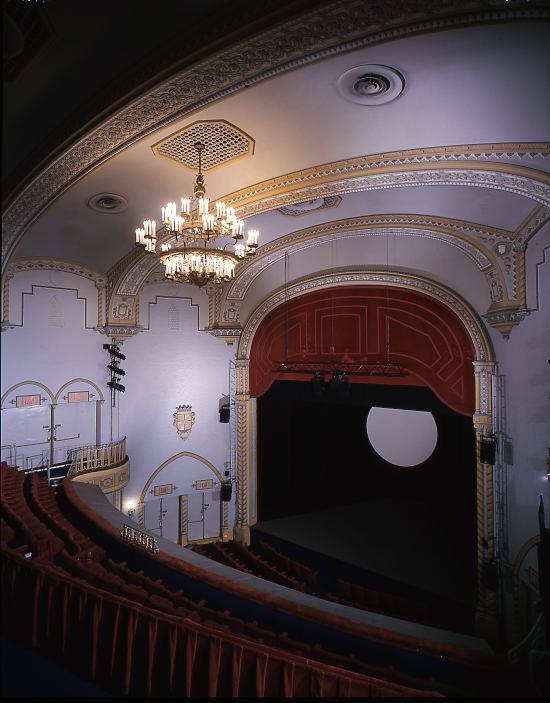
(135, 142, 259, 287)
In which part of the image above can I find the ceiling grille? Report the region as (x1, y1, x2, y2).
(152, 121, 254, 172)
(278, 196, 342, 217)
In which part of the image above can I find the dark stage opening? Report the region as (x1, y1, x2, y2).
(256, 379, 478, 613)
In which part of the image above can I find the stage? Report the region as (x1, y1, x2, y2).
(251, 497, 477, 609)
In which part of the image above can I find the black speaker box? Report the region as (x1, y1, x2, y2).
(219, 406, 230, 423)
(480, 440, 496, 465)
(221, 482, 232, 501)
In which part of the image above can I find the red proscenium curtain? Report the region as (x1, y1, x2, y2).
(249, 286, 475, 415)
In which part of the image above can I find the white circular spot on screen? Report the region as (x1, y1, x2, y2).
(367, 407, 437, 467)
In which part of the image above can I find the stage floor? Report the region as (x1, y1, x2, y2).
(252, 497, 476, 607)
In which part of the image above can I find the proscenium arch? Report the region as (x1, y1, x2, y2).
(232, 270, 498, 635)
(237, 270, 495, 363)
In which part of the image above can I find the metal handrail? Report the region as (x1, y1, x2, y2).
(67, 437, 127, 476)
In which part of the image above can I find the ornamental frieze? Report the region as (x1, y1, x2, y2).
(230, 166, 550, 221)
(2, 0, 549, 269)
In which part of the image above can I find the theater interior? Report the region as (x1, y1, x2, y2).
(2, 0, 549, 697)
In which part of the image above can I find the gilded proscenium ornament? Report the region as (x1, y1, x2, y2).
(173, 405, 195, 440)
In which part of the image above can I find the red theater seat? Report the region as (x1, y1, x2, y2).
(313, 643, 349, 668)
(119, 582, 149, 605)
(276, 632, 311, 656)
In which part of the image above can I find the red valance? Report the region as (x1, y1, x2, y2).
(249, 286, 475, 415)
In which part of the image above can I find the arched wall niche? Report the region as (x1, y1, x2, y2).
(232, 271, 498, 636)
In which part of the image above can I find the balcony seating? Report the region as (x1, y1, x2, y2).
(142, 576, 166, 597)
(244, 621, 278, 646)
(119, 582, 149, 605)
(106, 558, 127, 578)
(348, 655, 394, 681)
(94, 572, 125, 595)
(259, 541, 318, 588)
(313, 643, 349, 669)
(276, 632, 312, 656)
(215, 610, 246, 634)
(332, 579, 432, 626)
(123, 566, 146, 587)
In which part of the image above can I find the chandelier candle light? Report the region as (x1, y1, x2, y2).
(135, 142, 259, 287)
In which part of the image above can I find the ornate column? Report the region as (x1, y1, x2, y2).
(95, 282, 107, 328)
(1, 273, 14, 332)
(234, 358, 251, 544)
(473, 360, 500, 647)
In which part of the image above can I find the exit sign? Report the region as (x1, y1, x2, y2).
(196, 479, 213, 490)
(16, 395, 41, 408)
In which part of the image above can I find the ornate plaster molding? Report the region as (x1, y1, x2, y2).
(237, 269, 495, 364)
(228, 215, 509, 299)
(513, 203, 550, 245)
(229, 163, 550, 221)
(7, 257, 106, 285)
(482, 309, 531, 342)
(2, 0, 548, 271)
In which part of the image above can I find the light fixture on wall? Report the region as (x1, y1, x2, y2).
(126, 503, 136, 518)
(135, 141, 259, 287)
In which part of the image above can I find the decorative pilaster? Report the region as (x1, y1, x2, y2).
(514, 244, 528, 309)
(234, 359, 250, 543)
(1, 273, 14, 331)
(95, 282, 106, 327)
(473, 361, 500, 646)
(179, 494, 188, 547)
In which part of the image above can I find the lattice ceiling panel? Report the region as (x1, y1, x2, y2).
(152, 120, 254, 172)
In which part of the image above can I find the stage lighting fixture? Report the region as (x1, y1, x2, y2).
(103, 344, 126, 360)
(338, 375, 350, 398)
(108, 364, 126, 376)
(311, 375, 324, 396)
(108, 380, 126, 392)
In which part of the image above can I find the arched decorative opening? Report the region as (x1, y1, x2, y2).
(234, 273, 498, 639)
(137, 452, 227, 546)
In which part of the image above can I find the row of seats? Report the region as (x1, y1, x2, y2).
(28, 473, 98, 555)
(259, 540, 318, 588)
(230, 540, 307, 592)
(210, 542, 253, 574)
(1, 462, 64, 558)
(1, 463, 475, 697)
(329, 578, 430, 625)
(57, 547, 470, 694)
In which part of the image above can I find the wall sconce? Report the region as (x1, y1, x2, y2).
(127, 502, 136, 518)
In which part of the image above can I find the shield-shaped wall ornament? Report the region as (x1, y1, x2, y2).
(173, 405, 195, 441)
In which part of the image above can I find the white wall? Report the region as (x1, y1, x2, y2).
(120, 284, 236, 531)
(2, 271, 110, 469)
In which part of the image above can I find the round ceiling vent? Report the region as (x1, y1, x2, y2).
(87, 193, 127, 214)
(338, 65, 405, 105)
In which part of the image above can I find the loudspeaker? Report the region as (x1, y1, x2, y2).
(480, 439, 496, 465)
(221, 482, 232, 501)
(219, 405, 230, 423)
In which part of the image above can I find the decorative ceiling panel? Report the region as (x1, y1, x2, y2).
(152, 120, 254, 172)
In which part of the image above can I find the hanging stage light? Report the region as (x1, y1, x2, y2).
(107, 380, 126, 393)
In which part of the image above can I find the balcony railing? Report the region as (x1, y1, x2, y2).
(67, 437, 126, 476)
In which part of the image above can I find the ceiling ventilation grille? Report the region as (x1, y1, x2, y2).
(152, 120, 254, 172)
(278, 196, 341, 217)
